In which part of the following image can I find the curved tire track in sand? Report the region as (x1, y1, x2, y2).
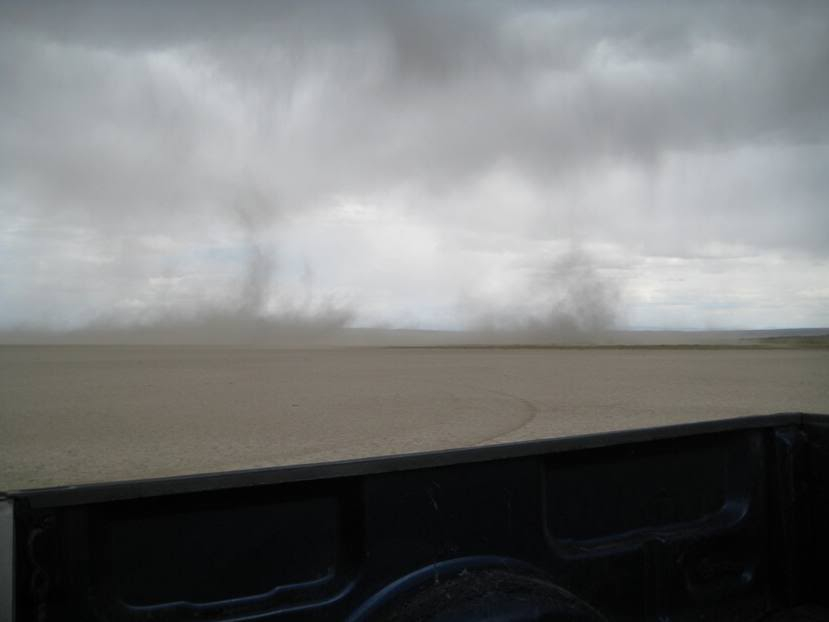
(465, 387, 541, 446)
(418, 375, 541, 446)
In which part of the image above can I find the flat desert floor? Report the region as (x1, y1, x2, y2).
(1, 345, 828, 491)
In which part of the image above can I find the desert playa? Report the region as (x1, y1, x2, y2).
(1, 344, 828, 492)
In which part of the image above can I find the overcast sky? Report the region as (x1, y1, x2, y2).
(2, 0, 828, 336)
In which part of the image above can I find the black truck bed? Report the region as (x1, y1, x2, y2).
(3, 412, 829, 621)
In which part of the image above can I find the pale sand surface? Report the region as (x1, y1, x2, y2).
(1, 346, 828, 491)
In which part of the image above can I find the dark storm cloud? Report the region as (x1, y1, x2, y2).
(1, 0, 828, 335)
(5, 1, 828, 204)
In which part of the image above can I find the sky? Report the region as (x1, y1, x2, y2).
(1, 0, 828, 340)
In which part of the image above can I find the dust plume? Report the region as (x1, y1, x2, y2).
(1, 201, 354, 346)
(234, 201, 276, 317)
(468, 249, 622, 345)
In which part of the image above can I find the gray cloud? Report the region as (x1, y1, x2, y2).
(1, 0, 828, 337)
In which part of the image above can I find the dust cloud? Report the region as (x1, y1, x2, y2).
(1, 243, 622, 347)
(466, 249, 621, 345)
(1, 200, 354, 347)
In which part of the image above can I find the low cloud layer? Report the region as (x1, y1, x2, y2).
(2, 1, 828, 342)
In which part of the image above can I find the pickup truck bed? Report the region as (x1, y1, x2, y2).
(3, 413, 829, 621)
